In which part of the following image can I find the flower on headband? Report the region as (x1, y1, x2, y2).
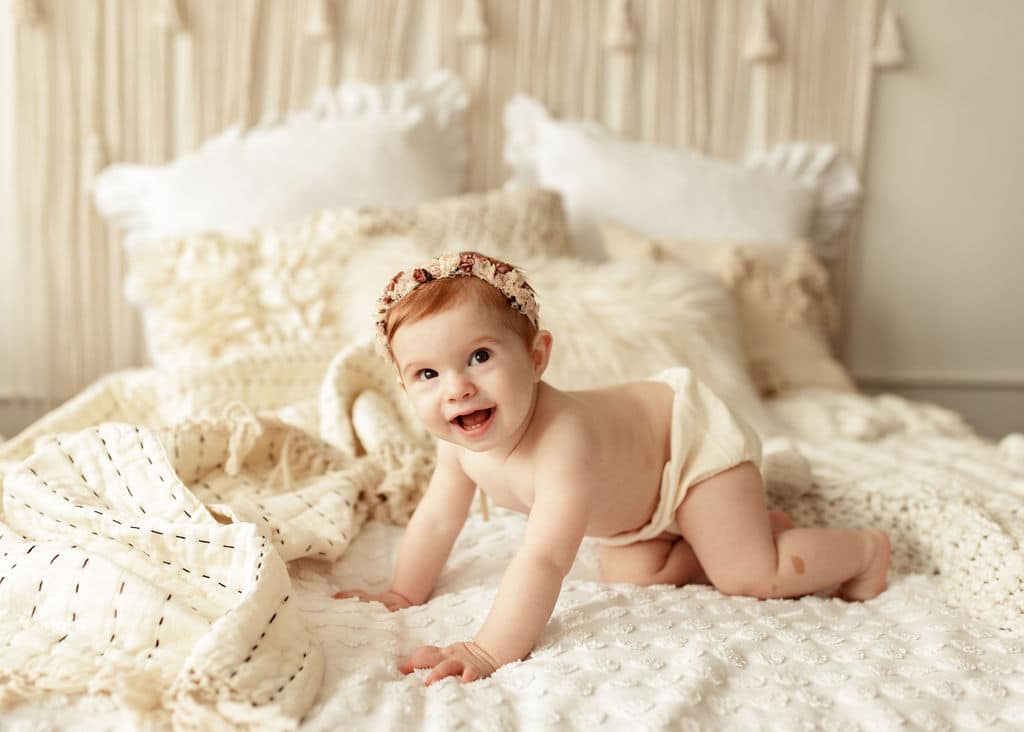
(375, 251, 540, 362)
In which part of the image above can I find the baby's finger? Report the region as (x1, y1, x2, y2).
(333, 589, 369, 601)
(399, 645, 443, 674)
(424, 658, 463, 686)
(461, 666, 480, 683)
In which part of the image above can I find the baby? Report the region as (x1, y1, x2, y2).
(335, 251, 891, 686)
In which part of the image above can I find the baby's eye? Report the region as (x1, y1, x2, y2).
(417, 368, 438, 381)
(470, 349, 490, 365)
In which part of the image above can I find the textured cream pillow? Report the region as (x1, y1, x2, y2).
(602, 222, 856, 396)
(522, 255, 780, 437)
(125, 189, 571, 367)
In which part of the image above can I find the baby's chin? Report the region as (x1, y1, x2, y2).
(437, 435, 490, 452)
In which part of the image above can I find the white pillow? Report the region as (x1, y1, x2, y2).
(524, 255, 780, 437)
(94, 71, 469, 250)
(504, 94, 858, 260)
(745, 142, 862, 260)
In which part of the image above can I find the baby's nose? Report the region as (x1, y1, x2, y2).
(446, 374, 476, 401)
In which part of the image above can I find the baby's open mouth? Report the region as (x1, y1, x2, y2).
(452, 408, 494, 432)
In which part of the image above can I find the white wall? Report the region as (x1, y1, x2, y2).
(848, 0, 1024, 438)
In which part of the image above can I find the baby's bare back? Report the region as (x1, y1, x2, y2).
(459, 380, 675, 539)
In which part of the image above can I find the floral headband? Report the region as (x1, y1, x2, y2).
(375, 251, 540, 361)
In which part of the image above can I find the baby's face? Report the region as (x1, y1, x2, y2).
(391, 299, 542, 452)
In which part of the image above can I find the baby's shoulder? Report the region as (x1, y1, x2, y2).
(528, 392, 595, 458)
(538, 402, 596, 452)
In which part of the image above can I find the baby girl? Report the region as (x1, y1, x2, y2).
(335, 251, 891, 685)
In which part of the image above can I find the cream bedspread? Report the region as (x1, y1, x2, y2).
(1, 343, 1023, 730)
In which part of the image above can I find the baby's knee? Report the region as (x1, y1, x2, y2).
(709, 569, 779, 599)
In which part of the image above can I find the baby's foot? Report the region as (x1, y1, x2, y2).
(839, 530, 891, 601)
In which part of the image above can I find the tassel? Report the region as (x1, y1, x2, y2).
(222, 402, 264, 476)
(12, 0, 43, 26)
(603, 0, 637, 53)
(265, 431, 295, 493)
(304, 0, 332, 40)
(82, 132, 108, 194)
(153, 0, 186, 33)
(456, 0, 488, 43)
(873, 5, 906, 69)
(744, 0, 780, 63)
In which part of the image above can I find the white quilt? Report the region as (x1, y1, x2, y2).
(2, 343, 1024, 731)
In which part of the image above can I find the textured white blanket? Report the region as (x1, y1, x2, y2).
(1, 342, 1023, 730)
(0, 343, 435, 730)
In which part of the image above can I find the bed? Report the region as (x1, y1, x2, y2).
(3, 1, 1024, 730)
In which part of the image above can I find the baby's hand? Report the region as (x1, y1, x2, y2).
(333, 588, 412, 612)
(400, 641, 499, 685)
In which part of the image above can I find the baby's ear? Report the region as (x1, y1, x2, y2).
(531, 330, 554, 380)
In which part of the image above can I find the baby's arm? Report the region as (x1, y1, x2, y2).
(402, 437, 591, 683)
(335, 440, 476, 608)
(474, 459, 590, 662)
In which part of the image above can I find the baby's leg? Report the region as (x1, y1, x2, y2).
(598, 536, 706, 587)
(598, 510, 793, 588)
(675, 462, 890, 601)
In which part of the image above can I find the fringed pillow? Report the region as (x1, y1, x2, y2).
(602, 221, 856, 397)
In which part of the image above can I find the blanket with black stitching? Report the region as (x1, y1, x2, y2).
(0, 342, 434, 730)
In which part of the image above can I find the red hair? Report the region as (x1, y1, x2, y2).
(384, 276, 538, 353)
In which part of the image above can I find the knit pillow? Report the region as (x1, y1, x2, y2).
(602, 221, 856, 396)
(125, 188, 571, 367)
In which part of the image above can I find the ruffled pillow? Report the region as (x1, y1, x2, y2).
(504, 94, 861, 260)
(95, 72, 469, 250)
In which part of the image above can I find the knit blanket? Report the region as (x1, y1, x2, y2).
(1, 343, 1023, 730)
(0, 342, 436, 730)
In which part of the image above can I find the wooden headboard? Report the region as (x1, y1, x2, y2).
(1, 0, 898, 417)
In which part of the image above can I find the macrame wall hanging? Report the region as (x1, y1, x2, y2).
(1, 0, 899, 420)
(154, 0, 187, 34)
(456, 0, 488, 43)
(744, 0, 780, 64)
(12, 0, 43, 26)
(306, 0, 338, 97)
(874, 3, 907, 69)
(603, 0, 638, 52)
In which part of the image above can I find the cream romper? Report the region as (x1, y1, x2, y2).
(598, 367, 763, 547)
